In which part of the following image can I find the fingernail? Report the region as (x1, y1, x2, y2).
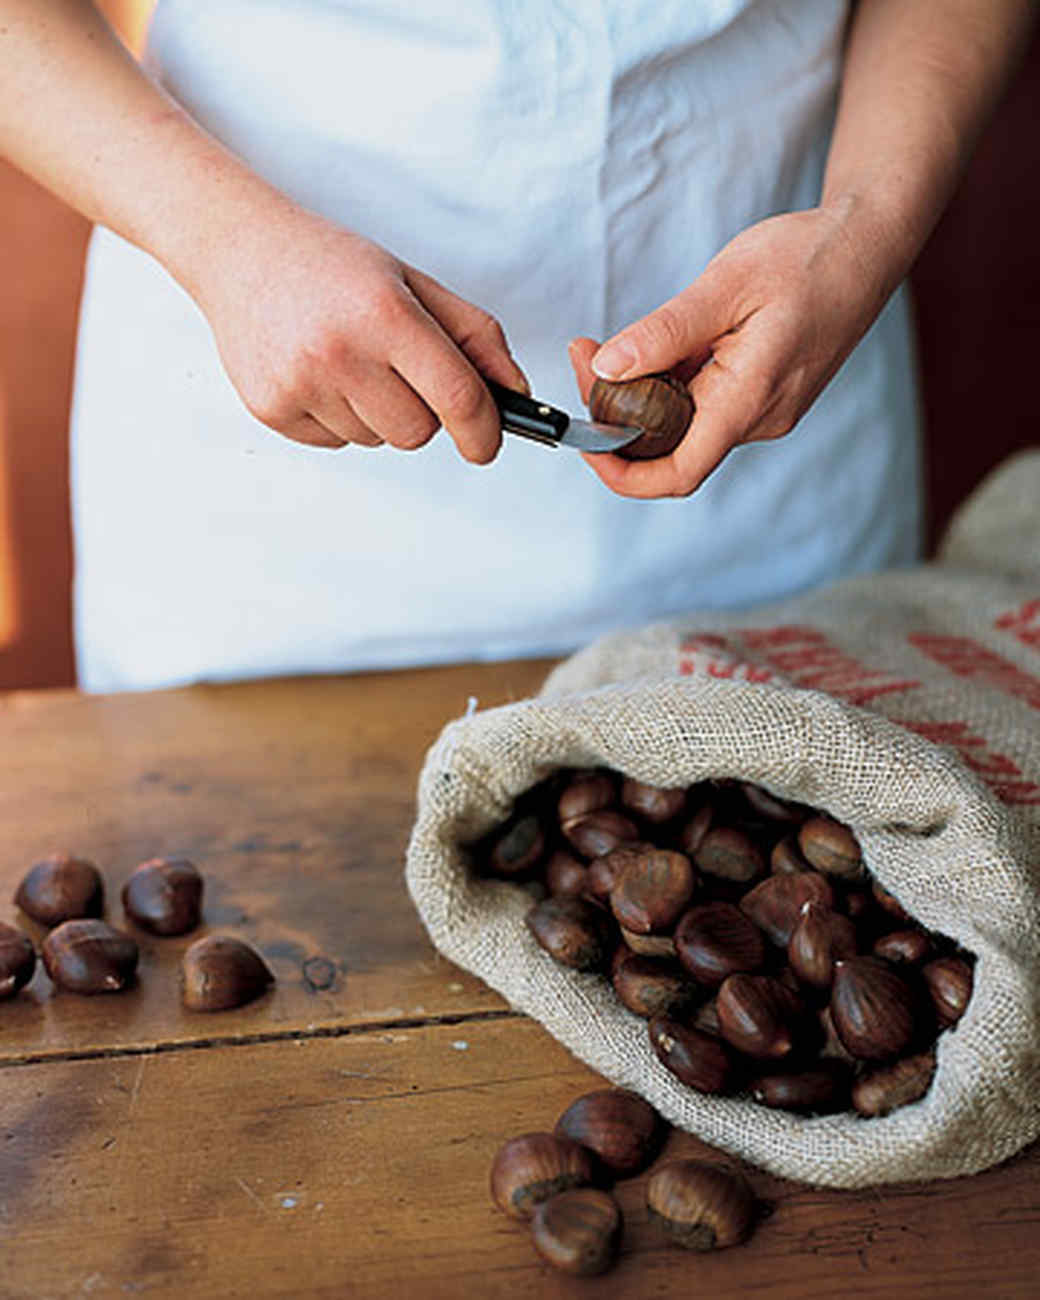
(592, 340, 637, 380)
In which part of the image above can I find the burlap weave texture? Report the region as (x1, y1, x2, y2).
(406, 450, 1040, 1188)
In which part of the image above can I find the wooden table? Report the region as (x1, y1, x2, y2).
(2, 664, 1037, 1299)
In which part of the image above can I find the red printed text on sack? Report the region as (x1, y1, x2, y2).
(678, 633, 774, 683)
(909, 634, 1040, 711)
(675, 628, 1039, 804)
(898, 719, 1040, 805)
(678, 625, 920, 706)
(994, 598, 1040, 653)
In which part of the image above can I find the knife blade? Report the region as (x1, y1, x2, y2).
(486, 379, 644, 454)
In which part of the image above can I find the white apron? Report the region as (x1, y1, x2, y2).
(71, 0, 921, 693)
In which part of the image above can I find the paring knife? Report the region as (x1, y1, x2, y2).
(486, 379, 644, 454)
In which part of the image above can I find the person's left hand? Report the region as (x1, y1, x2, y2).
(568, 204, 893, 499)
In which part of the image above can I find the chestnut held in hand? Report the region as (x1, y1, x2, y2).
(588, 372, 693, 460)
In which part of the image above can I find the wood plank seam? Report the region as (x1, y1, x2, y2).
(0, 1005, 524, 1070)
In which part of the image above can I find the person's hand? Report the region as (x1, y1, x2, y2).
(188, 197, 528, 458)
(568, 205, 892, 498)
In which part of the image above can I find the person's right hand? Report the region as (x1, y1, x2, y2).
(187, 196, 528, 458)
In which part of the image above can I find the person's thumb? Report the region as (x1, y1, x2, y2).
(567, 337, 600, 405)
(591, 283, 726, 382)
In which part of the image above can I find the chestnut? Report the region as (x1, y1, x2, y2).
(554, 1088, 664, 1178)
(584, 842, 656, 900)
(770, 835, 813, 876)
(921, 955, 973, 1028)
(619, 777, 686, 824)
(851, 1050, 937, 1117)
(563, 810, 641, 861)
(751, 1062, 852, 1114)
(612, 953, 699, 1020)
(829, 956, 917, 1060)
(0, 921, 36, 998)
(787, 901, 857, 990)
(180, 934, 274, 1012)
(41, 919, 138, 994)
(15, 854, 104, 927)
(531, 1187, 622, 1276)
(608, 849, 695, 935)
(618, 926, 676, 958)
(797, 816, 864, 879)
(739, 782, 807, 826)
(527, 896, 616, 971)
(692, 827, 765, 885)
(692, 995, 723, 1037)
(648, 1015, 735, 1094)
(544, 850, 589, 898)
(488, 814, 545, 877)
(677, 801, 714, 857)
(646, 1160, 756, 1250)
(674, 900, 766, 987)
(872, 879, 912, 923)
(739, 871, 835, 947)
(716, 973, 806, 1060)
(588, 372, 693, 460)
(122, 857, 203, 936)
(489, 1132, 595, 1220)
(557, 771, 616, 826)
(873, 928, 933, 965)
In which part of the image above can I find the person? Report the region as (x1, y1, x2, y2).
(1, 0, 1035, 692)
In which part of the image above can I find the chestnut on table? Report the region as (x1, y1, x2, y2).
(0, 664, 1037, 1299)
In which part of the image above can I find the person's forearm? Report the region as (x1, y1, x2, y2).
(0, 0, 283, 296)
(822, 0, 1036, 305)
(1, 1, 527, 460)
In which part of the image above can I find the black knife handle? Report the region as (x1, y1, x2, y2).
(486, 379, 568, 447)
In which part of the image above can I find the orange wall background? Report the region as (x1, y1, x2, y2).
(0, 2, 153, 689)
(0, 10, 1037, 692)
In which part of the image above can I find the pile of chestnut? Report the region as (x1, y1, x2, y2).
(0, 852, 273, 1011)
(490, 1088, 758, 1276)
(476, 769, 974, 1120)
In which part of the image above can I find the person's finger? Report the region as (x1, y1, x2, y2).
(387, 302, 503, 465)
(567, 337, 600, 406)
(275, 412, 351, 450)
(591, 274, 734, 383)
(344, 364, 441, 451)
(305, 390, 385, 448)
(405, 267, 530, 395)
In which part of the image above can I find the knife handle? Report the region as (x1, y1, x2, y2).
(486, 379, 568, 447)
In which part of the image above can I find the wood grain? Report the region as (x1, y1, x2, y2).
(2, 664, 1039, 1298)
(2, 1018, 1038, 1300)
(0, 663, 553, 1059)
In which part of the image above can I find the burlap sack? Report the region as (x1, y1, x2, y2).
(406, 449, 1040, 1188)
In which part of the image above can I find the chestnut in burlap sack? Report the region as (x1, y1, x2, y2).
(407, 451, 1040, 1188)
